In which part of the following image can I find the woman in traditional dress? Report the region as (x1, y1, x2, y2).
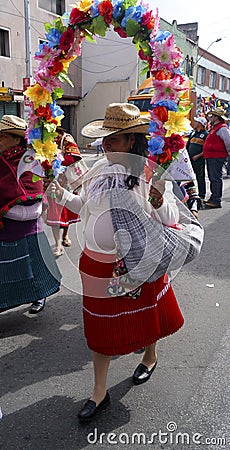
(44, 126, 82, 257)
(0, 115, 61, 314)
(51, 103, 184, 421)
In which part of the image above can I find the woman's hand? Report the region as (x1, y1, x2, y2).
(49, 180, 64, 201)
(149, 180, 165, 209)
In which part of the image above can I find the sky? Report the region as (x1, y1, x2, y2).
(149, 0, 230, 63)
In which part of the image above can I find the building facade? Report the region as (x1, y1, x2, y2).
(1, 4, 229, 146)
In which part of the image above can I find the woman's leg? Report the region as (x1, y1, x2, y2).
(91, 351, 111, 405)
(141, 342, 157, 368)
(62, 226, 71, 246)
(52, 226, 64, 256)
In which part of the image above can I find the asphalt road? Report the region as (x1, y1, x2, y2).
(0, 174, 229, 450)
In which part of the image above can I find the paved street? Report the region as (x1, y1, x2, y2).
(0, 176, 229, 450)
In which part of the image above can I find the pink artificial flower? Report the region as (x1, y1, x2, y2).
(149, 7, 160, 40)
(34, 45, 61, 69)
(34, 68, 62, 92)
(151, 34, 183, 72)
(151, 77, 184, 103)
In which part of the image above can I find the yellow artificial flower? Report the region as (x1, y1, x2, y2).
(77, 0, 92, 12)
(32, 139, 58, 163)
(164, 110, 191, 137)
(25, 84, 52, 109)
(55, 115, 64, 126)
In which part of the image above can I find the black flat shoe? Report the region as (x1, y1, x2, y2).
(132, 360, 157, 385)
(29, 299, 46, 314)
(78, 392, 110, 422)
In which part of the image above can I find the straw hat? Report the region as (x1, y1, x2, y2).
(81, 103, 150, 138)
(0, 115, 27, 137)
(207, 108, 229, 121)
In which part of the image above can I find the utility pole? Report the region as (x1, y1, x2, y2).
(24, 0, 32, 78)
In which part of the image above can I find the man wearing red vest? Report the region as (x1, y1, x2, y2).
(203, 108, 230, 208)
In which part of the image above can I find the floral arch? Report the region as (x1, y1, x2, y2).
(25, 0, 191, 170)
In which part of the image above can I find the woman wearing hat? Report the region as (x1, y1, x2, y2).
(51, 103, 184, 421)
(203, 108, 230, 208)
(0, 115, 61, 314)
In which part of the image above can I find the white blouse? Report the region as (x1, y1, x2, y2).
(57, 158, 179, 254)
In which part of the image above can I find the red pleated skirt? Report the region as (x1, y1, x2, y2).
(46, 197, 80, 228)
(79, 248, 184, 356)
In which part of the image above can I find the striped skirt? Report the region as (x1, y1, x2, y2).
(79, 248, 184, 356)
(0, 232, 61, 309)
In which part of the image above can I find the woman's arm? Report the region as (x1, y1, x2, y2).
(148, 180, 180, 226)
(5, 202, 43, 221)
(50, 180, 83, 214)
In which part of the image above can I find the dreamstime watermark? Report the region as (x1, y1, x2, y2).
(87, 422, 227, 446)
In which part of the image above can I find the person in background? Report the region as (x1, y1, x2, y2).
(44, 127, 82, 257)
(0, 115, 61, 314)
(86, 137, 104, 156)
(186, 116, 208, 205)
(50, 103, 185, 422)
(203, 108, 230, 208)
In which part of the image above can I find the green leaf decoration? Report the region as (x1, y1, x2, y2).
(52, 88, 64, 100)
(123, 0, 138, 8)
(92, 16, 108, 37)
(32, 175, 41, 182)
(44, 22, 52, 33)
(58, 72, 74, 87)
(126, 19, 140, 37)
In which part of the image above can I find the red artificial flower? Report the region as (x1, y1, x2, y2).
(138, 48, 148, 61)
(41, 159, 52, 171)
(114, 27, 127, 38)
(49, 58, 64, 76)
(69, 8, 87, 25)
(164, 134, 185, 152)
(158, 148, 172, 164)
(153, 106, 168, 123)
(141, 11, 154, 30)
(60, 28, 75, 51)
(152, 70, 172, 81)
(98, 0, 113, 25)
(36, 104, 52, 120)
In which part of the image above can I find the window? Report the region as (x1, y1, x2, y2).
(219, 75, 225, 91)
(227, 79, 230, 93)
(197, 66, 206, 85)
(209, 71, 216, 89)
(38, 0, 65, 15)
(0, 28, 10, 57)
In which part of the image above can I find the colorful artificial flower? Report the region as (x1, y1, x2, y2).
(77, 0, 92, 13)
(25, 0, 192, 173)
(98, 0, 113, 25)
(25, 84, 52, 109)
(70, 8, 87, 25)
(59, 28, 75, 51)
(164, 133, 185, 152)
(164, 109, 191, 137)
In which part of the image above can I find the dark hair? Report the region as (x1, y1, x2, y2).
(124, 133, 148, 190)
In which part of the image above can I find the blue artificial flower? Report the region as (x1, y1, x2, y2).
(112, 1, 123, 20)
(154, 30, 171, 42)
(35, 42, 47, 56)
(27, 127, 42, 144)
(90, 1, 99, 18)
(45, 28, 61, 48)
(148, 121, 158, 133)
(148, 136, 165, 156)
(152, 100, 178, 112)
(50, 101, 64, 118)
(52, 157, 66, 179)
(121, 5, 146, 28)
